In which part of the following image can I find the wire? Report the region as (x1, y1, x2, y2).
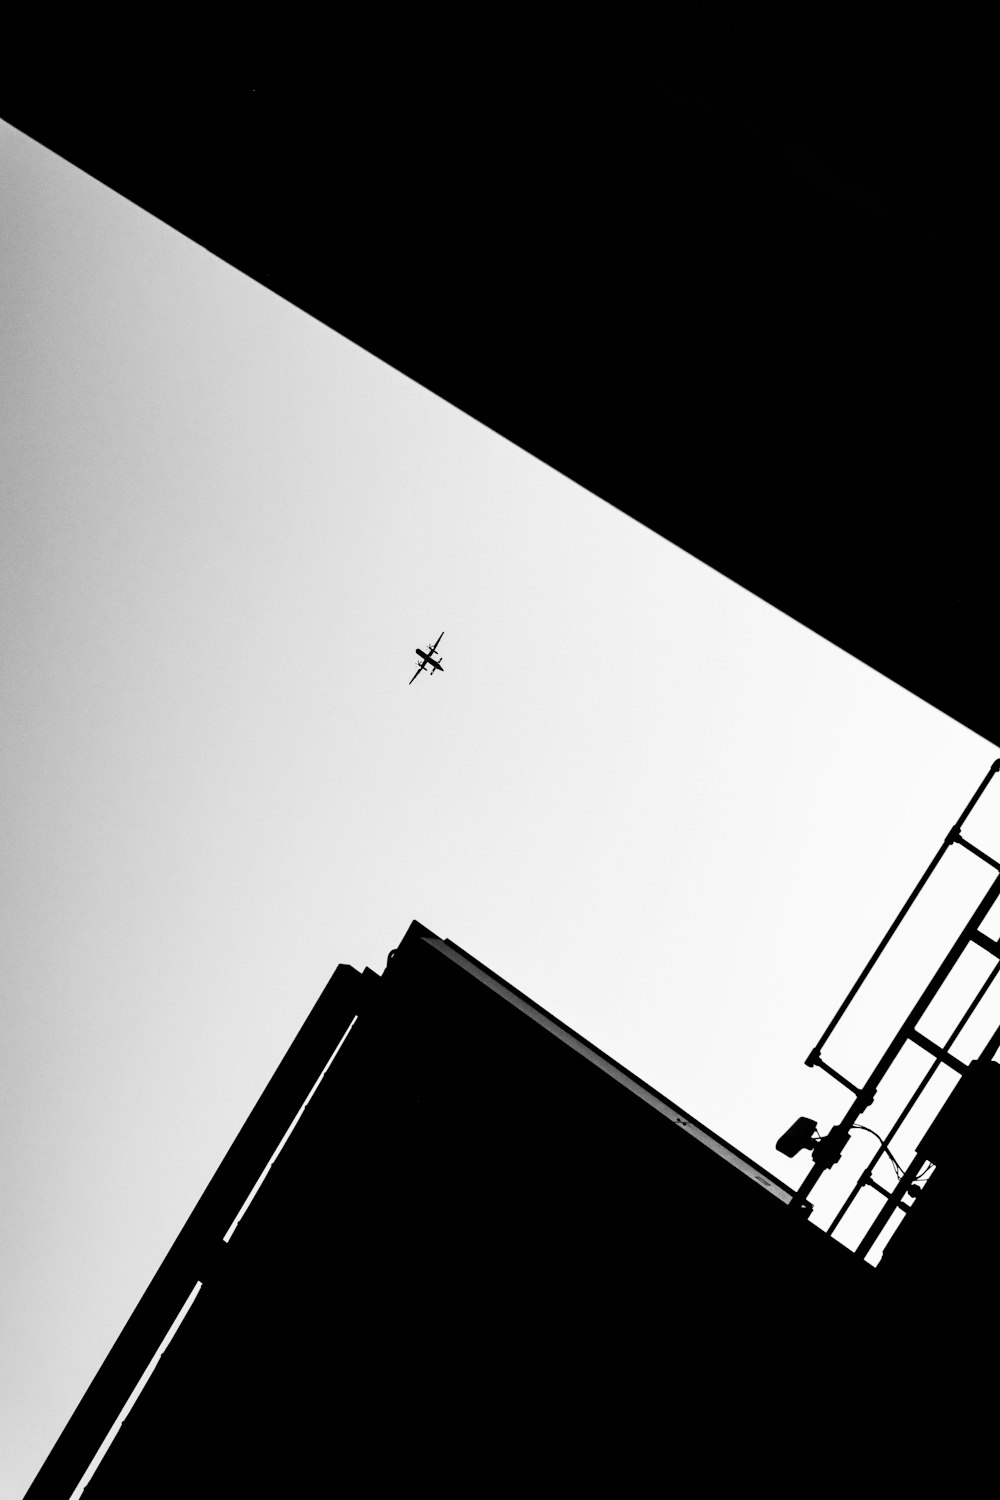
(850, 1123, 904, 1175)
(850, 1124, 934, 1187)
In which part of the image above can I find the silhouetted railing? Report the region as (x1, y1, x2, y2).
(788, 760, 1000, 1256)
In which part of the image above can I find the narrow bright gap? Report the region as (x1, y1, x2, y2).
(70, 1281, 203, 1500)
(223, 1014, 359, 1243)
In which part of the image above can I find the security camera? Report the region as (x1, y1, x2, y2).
(775, 1116, 819, 1158)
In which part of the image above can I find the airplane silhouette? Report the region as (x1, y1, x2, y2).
(409, 631, 444, 685)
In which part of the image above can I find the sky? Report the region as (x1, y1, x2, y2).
(3, 118, 1000, 1495)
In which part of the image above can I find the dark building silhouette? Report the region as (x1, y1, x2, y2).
(28, 917, 882, 1496)
(31, 897, 1000, 1496)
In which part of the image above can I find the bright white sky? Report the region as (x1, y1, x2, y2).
(3, 120, 1000, 1495)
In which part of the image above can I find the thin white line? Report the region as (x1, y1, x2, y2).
(223, 1014, 359, 1243)
(71, 1014, 361, 1495)
(71, 1281, 203, 1499)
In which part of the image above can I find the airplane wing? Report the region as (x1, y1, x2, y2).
(409, 661, 427, 685)
(431, 631, 444, 651)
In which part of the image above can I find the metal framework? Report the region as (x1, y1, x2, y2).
(791, 759, 1000, 1257)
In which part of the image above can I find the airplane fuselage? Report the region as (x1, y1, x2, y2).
(408, 630, 444, 683)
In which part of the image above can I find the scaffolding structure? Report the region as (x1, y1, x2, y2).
(788, 760, 1000, 1259)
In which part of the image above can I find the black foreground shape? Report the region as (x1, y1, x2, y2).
(28, 920, 994, 1496)
(4, 5, 1000, 745)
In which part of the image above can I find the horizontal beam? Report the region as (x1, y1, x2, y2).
(908, 1029, 967, 1073)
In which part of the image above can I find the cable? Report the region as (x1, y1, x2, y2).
(849, 1123, 904, 1176)
(849, 1124, 933, 1187)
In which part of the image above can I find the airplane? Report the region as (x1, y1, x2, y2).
(409, 631, 444, 685)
